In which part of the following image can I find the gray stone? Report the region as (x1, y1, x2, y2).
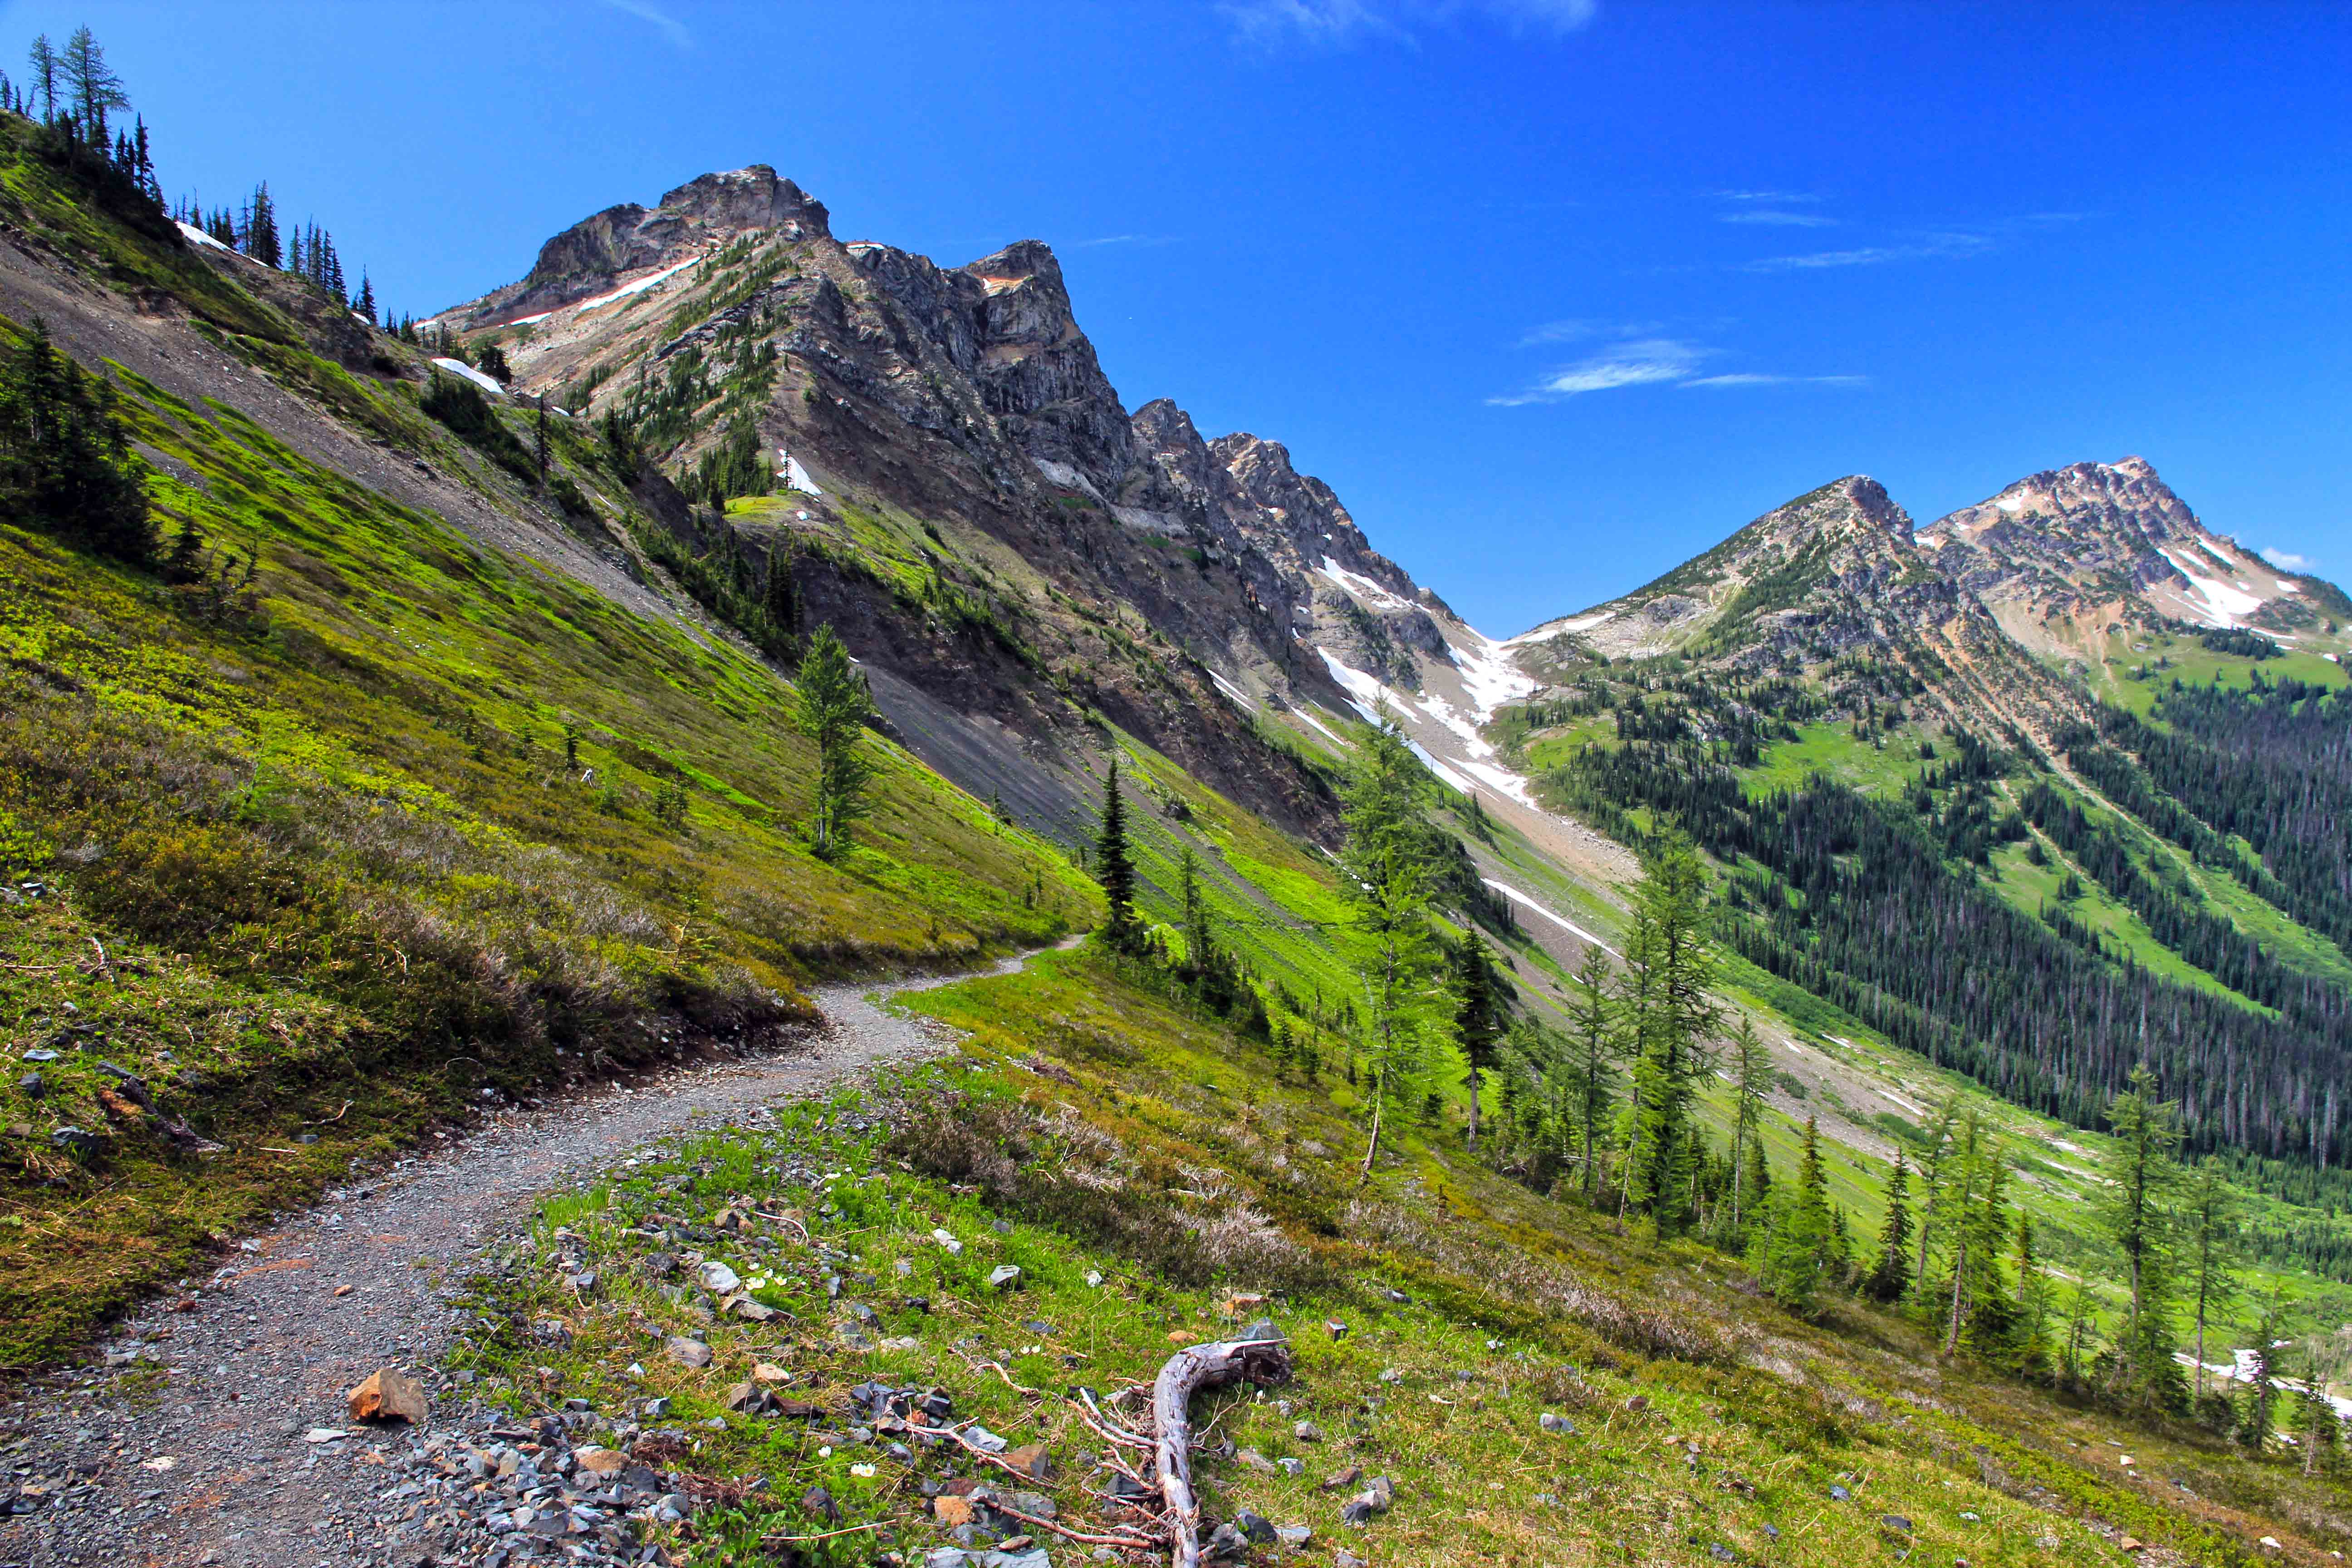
(988, 1265, 1022, 1289)
(1539, 1411, 1577, 1434)
(665, 1336, 711, 1369)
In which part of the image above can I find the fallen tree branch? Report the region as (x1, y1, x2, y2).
(1152, 1328, 1293, 1568)
(760, 1520, 881, 1545)
(984, 1495, 1158, 1550)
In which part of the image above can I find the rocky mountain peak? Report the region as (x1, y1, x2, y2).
(451, 165, 830, 329)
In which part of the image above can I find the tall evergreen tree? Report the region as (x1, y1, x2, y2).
(1452, 936, 1503, 1151)
(2102, 1063, 2188, 1411)
(789, 624, 875, 860)
(60, 27, 126, 144)
(1867, 1147, 1915, 1302)
(2293, 1350, 2341, 1477)
(1565, 943, 1620, 1202)
(26, 34, 57, 122)
(1340, 711, 1436, 1183)
(2183, 1157, 2240, 1408)
(241, 182, 280, 268)
(1178, 844, 1212, 972)
(1728, 1015, 1771, 1240)
(1622, 833, 1721, 1233)
(2241, 1292, 2283, 1454)
(1093, 758, 1142, 955)
(0, 318, 153, 564)
(354, 273, 377, 326)
(1764, 1113, 1835, 1315)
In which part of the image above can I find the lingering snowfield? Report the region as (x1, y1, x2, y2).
(1446, 626, 1538, 719)
(1317, 646, 1393, 723)
(1318, 555, 1410, 610)
(572, 256, 702, 315)
(1481, 877, 1617, 955)
(431, 358, 508, 397)
(779, 453, 825, 496)
(2159, 544, 2265, 626)
(175, 220, 229, 252)
(1210, 671, 1257, 711)
(1292, 705, 1349, 749)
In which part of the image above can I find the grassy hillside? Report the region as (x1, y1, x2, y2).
(447, 946, 2351, 1567)
(0, 294, 1094, 1361)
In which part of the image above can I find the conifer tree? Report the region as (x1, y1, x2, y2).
(1178, 844, 1212, 973)
(0, 317, 153, 564)
(789, 624, 875, 860)
(2293, 1351, 2340, 1476)
(2103, 1063, 2189, 1411)
(1340, 710, 1436, 1183)
(1622, 832, 1721, 1234)
(1093, 758, 1142, 955)
(241, 182, 280, 268)
(2014, 1215, 2053, 1377)
(1452, 936, 1502, 1151)
(354, 273, 377, 326)
(1565, 944, 1620, 1202)
(1867, 1147, 1915, 1302)
(2242, 1292, 2283, 1454)
(2183, 1157, 2239, 1408)
(26, 34, 56, 122)
(1728, 1015, 1771, 1239)
(1765, 1113, 1835, 1315)
(60, 27, 126, 144)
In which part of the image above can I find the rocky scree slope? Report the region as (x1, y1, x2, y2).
(434, 166, 1505, 850)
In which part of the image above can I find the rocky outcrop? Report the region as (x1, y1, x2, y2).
(1916, 457, 2343, 634)
(451, 167, 832, 329)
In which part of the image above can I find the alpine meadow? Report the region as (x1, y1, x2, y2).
(3, 14, 2352, 1568)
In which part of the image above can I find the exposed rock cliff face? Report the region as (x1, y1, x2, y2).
(1917, 457, 2347, 641)
(456, 167, 833, 328)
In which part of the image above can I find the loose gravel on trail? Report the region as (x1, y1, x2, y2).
(0, 957, 1037, 1568)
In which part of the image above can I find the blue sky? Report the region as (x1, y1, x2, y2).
(13, 1, 2351, 634)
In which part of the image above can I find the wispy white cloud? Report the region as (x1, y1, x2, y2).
(600, 0, 691, 49)
(1222, 0, 1595, 49)
(1714, 190, 1823, 204)
(1682, 372, 1867, 388)
(1744, 231, 1994, 271)
(2261, 546, 2319, 573)
(1073, 234, 1180, 249)
(1490, 338, 1706, 403)
(1493, 325, 1864, 402)
(1721, 210, 1836, 228)
(1518, 317, 1663, 346)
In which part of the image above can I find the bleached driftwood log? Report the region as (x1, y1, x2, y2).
(1152, 1326, 1293, 1568)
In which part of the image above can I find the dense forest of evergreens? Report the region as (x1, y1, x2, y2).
(1537, 720, 2352, 1176)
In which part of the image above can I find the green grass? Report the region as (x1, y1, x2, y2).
(1744, 724, 1932, 801)
(444, 948, 2350, 1567)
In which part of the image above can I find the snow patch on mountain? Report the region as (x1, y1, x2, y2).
(578, 257, 701, 313)
(1318, 556, 1409, 610)
(431, 358, 508, 398)
(2159, 545, 2264, 626)
(1481, 878, 1616, 955)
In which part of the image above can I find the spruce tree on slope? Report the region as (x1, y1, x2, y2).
(1867, 1147, 1915, 1303)
(1622, 832, 1721, 1235)
(1340, 711, 1436, 1185)
(26, 34, 56, 123)
(1728, 1015, 1771, 1241)
(1093, 759, 1142, 956)
(1451, 936, 1502, 1151)
(1564, 943, 1620, 1203)
(2102, 1063, 2189, 1413)
(789, 624, 875, 861)
(60, 27, 126, 144)
(2183, 1157, 2240, 1411)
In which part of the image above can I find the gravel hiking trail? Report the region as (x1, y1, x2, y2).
(0, 947, 1066, 1568)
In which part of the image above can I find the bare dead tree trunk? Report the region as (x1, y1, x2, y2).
(1152, 1329, 1294, 1568)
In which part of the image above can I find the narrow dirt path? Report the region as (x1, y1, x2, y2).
(0, 948, 1062, 1568)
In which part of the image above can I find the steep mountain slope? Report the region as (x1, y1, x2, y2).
(1920, 456, 2352, 657)
(4, 103, 2352, 1567)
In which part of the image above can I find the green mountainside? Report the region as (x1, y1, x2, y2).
(1, 75, 2350, 1567)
